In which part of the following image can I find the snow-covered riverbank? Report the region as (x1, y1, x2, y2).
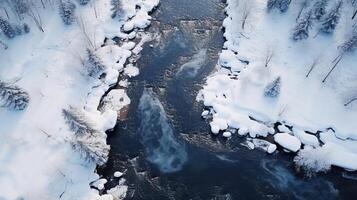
(0, 0, 158, 199)
(198, 0, 357, 172)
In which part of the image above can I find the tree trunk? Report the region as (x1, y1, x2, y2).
(322, 55, 343, 83)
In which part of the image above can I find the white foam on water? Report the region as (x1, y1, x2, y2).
(261, 159, 339, 200)
(138, 88, 188, 173)
(176, 49, 207, 78)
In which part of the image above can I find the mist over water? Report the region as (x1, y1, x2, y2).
(138, 88, 188, 173)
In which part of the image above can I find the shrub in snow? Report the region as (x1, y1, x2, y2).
(59, 0, 76, 25)
(312, 0, 329, 20)
(0, 17, 16, 39)
(292, 12, 312, 40)
(267, 0, 291, 13)
(319, 1, 342, 34)
(0, 81, 29, 111)
(86, 48, 106, 78)
(264, 77, 281, 98)
(77, 0, 91, 5)
(63, 107, 109, 165)
(294, 146, 331, 177)
(111, 0, 124, 19)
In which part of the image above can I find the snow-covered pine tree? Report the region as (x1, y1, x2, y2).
(86, 48, 106, 78)
(267, 0, 291, 13)
(267, 0, 277, 11)
(59, 0, 76, 25)
(0, 17, 16, 38)
(264, 77, 281, 98)
(339, 33, 357, 53)
(62, 107, 97, 136)
(77, 0, 91, 5)
(292, 11, 313, 40)
(312, 0, 329, 20)
(111, 0, 123, 19)
(62, 106, 109, 165)
(11, 0, 29, 19)
(72, 134, 110, 165)
(319, 0, 342, 34)
(0, 81, 29, 111)
(296, 0, 310, 21)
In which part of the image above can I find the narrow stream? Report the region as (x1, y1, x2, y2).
(98, 0, 357, 199)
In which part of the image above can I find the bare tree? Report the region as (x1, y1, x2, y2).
(296, 0, 310, 21)
(76, 15, 95, 48)
(0, 6, 10, 19)
(27, 4, 45, 32)
(264, 46, 274, 67)
(306, 54, 322, 78)
(345, 97, 357, 106)
(322, 33, 357, 82)
(241, 1, 252, 30)
(351, 0, 357, 19)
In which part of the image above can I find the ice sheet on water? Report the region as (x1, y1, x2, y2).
(138, 88, 188, 173)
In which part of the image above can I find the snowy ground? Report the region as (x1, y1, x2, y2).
(198, 0, 357, 172)
(0, 0, 158, 199)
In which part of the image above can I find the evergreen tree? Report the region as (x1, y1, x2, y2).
(267, 0, 292, 13)
(339, 33, 357, 53)
(59, 0, 76, 25)
(63, 106, 109, 165)
(62, 107, 97, 136)
(111, 0, 123, 19)
(264, 77, 281, 98)
(319, 1, 342, 34)
(86, 48, 106, 78)
(312, 0, 329, 20)
(23, 23, 30, 33)
(0, 17, 16, 39)
(11, 0, 29, 18)
(0, 81, 29, 111)
(71, 134, 109, 165)
(292, 11, 313, 40)
(77, 0, 91, 5)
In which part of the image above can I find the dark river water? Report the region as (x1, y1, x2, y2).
(98, 0, 357, 199)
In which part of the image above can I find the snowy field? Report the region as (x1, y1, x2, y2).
(0, 0, 158, 199)
(198, 0, 357, 172)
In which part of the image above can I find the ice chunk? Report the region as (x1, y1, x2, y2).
(114, 171, 123, 178)
(223, 131, 232, 138)
(274, 133, 301, 152)
(293, 129, 319, 147)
